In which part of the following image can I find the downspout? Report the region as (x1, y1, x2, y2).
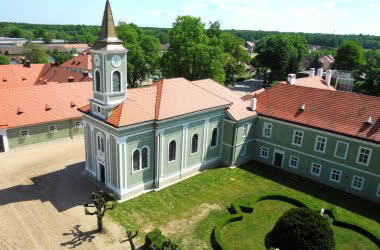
(230, 122, 237, 166)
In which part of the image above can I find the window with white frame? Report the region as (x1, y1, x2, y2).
(377, 184, 380, 197)
(263, 122, 272, 138)
(329, 169, 342, 183)
(314, 136, 327, 153)
(169, 140, 176, 162)
(310, 163, 322, 176)
(75, 121, 83, 128)
(191, 134, 199, 154)
(96, 133, 105, 156)
(48, 125, 57, 134)
(260, 147, 269, 159)
(292, 130, 304, 147)
(211, 128, 218, 148)
(356, 146, 372, 166)
(133, 147, 150, 172)
(289, 156, 299, 168)
(243, 124, 248, 137)
(351, 175, 365, 191)
(241, 144, 247, 157)
(334, 141, 349, 159)
(20, 130, 30, 139)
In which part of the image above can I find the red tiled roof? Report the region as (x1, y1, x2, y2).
(0, 82, 92, 128)
(0, 64, 90, 89)
(60, 54, 92, 70)
(82, 78, 232, 127)
(256, 84, 380, 143)
(278, 76, 336, 91)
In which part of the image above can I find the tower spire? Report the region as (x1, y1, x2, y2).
(93, 0, 125, 50)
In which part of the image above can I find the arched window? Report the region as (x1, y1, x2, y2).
(112, 71, 121, 92)
(133, 150, 140, 172)
(169, 140, 176, 162)
(96, 133, 105, 155)
(191, 134, 199, 154)
(142, 147, 149, 169)
(95, 70, 101, 92)
(211, 128, 218, 148)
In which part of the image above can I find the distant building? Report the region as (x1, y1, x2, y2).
(319, 55, 335, 70)
(246, 41, 256, 54)
(60, 53, 92, 77)
(308, 45, 322, 53)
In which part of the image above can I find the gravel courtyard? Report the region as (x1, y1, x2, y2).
(0, 137, 130, 250)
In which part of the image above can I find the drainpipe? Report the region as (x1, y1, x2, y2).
(70, 119, 73, 139)
(230, 123, 237, 166)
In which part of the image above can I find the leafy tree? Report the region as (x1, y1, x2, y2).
(266, 208, 335, 250)
(23, 44, 49, 64)
(353, 50, 380, 96)
(161, 16, 226, 83)
(0, 54, 9, 65)
(116, 22, 161, 88)
(306, 51, 323, 70)
(333, 40, 365, 71)
(48, 49, 74, 65)
(42, 32, 54, 43)
(254, 34, 307, 86)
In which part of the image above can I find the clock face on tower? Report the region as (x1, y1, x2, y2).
(94, 54, 100, 67)
(112, 55, 122, 68)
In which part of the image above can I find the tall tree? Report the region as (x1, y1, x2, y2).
(116, 22, 160, 88)
(353, 50, 380, 96)
(161, 16, 226, 83)
(23, 44, 49, 64)
(48, 49, 74, 65)
(0, 54, 9, 65)
(333, 40, 365, 71)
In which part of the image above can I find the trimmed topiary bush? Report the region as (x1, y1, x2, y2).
(144, 228, 182, 250)
(266, 207, 335, 250)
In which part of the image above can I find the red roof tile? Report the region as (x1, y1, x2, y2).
(0, 82, 92, 128)
(256, 84, 380, 143)
(60, 54, 92, 70)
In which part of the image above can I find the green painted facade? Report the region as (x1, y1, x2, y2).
(7, 119, 83, 149)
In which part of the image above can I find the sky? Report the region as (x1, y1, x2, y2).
(1, 0, 380, 36)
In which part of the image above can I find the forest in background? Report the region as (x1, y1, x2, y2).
(1, 22, 380, 49)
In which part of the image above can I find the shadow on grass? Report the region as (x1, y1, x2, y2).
(60, 225, 97, 249)
(238, 161, 380, 223)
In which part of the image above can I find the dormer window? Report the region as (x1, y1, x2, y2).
(112, 71, 121, 92)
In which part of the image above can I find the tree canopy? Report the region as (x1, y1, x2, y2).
(254, 34, 307, 86)
(48, 49, 74, 66)
(23, 44, 49, 64)
(0, 54, 10, 65)
(333, 40, 365, 71)
(353, 50, 380, 97)
(116, 22, 161, 88)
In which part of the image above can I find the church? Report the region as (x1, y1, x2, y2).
(79, 0, 380, 202)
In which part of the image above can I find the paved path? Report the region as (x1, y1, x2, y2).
(231, 79, 263, 96)
(0, 138, 130, 250)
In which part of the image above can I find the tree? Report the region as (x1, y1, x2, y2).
(116, 22, 161, 88)
(0, 55, 9, 65)
(333, 40, 365, 71)
(84, 190, 116, 233)
(23, 44, 49, 64)
(266, 208, 335, 250)
(42, 32, 54, 43)
(254, 34, 307, 87)
(353, 50, 380, 96)
(48, 49, 74, 65)
(160, 16, 226, 84)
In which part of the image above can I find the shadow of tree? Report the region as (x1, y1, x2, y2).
(60, 225, 97, 249)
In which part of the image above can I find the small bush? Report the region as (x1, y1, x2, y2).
(267, 207, 335, 250)
(144, 228, 181, 250)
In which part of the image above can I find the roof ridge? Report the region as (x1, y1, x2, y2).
(155, 80, 164, 120)
(191, 79, 234, 105)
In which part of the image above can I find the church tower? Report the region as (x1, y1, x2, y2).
(90, 0, 128, 119)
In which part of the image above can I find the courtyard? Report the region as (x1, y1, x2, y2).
(0, 138, 127, 250)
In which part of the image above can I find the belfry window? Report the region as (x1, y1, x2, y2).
(95, 71, 101, 92)
(112, 71, 121, 92)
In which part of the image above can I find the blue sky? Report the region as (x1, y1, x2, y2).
(2, 0, 380, 35)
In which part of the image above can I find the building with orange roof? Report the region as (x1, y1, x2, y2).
(60, 53, 92, 77)
(78, 1, 380, 202)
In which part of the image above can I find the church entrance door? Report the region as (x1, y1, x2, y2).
(100, 164, 105, 183)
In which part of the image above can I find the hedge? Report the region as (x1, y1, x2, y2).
(144, 228, 182, 250)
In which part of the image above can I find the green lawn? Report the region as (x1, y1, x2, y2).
(108, 162, 380, 249)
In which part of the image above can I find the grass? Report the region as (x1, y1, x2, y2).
(108, 162, 380, 249)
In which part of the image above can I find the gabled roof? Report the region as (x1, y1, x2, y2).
(0, 82, 92, 128)
(60, 54, 92, 70)
(80, 78, 232, 127)
(278, 76, 336, 91)
(256, 84, 380, 143)
(0, 64, 90, 89)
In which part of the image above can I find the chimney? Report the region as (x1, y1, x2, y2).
(24, 60, 31, 68)
(326, 70, 332, 86)
(287, 74, 296, 85)
(317, 68, 323, 78)
(251, 94, 257, 111)
(68, 76, 75, 82)
(309, 68, 315, 77)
